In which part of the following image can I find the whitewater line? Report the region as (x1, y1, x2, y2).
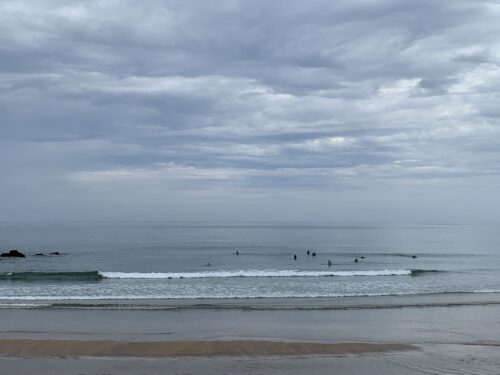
(99, 269, 412, 279)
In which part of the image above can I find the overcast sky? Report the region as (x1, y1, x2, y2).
(1, 0, 500, 222)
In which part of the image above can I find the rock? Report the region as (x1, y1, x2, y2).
(1, 250, 26, 258)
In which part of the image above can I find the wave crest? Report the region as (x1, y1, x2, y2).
(100, 269, 412, 279)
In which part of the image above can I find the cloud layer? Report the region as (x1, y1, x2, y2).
(2, 0, 500, 221)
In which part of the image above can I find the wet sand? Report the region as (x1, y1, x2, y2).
(1, 300, 499, 373)
(0, 339, 415, 358)
(1, 342, 499, 375)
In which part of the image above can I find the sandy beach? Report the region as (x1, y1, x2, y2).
(0, 339, 415, 358)
(0, 301, 499, 374)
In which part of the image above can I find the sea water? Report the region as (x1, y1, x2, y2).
(1, 222, 500, 307)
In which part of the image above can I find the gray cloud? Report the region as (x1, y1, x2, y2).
(1, 0, 500, 222)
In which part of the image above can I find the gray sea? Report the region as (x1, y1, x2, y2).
(1, 222, 500, 309)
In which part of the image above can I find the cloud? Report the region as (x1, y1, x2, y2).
(1, 0, 500, 221)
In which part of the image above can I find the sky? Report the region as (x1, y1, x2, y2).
(1, 0, 500, 223)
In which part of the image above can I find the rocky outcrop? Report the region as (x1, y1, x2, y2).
(1, 250, 26, 258)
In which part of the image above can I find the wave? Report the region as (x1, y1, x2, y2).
(410, 269, 442, 276)
(100, 269, 415, 279)
(0, 290, 499, 304)
(0, 269, 443, 282)
(0, 271, 103, 281)
(0, 303, 51, 308)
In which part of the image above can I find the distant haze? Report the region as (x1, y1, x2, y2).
(1, 0, 500, 222)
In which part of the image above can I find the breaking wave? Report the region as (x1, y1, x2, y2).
(0, 269, 442, 282)
(100, 269, 414, 279)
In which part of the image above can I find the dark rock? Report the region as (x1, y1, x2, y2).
(1, 250, 26, 258)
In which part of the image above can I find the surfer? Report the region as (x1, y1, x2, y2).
(235, 250, 239, 255)
(327, 260, 332, 267)
(307, 250, 310, 255)
(354, 258, 358, 263)
(293, 254, 297, 260)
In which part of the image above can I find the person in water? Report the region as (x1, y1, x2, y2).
(307, 250, 310, 255)
(327, 260, 332, 267)
(293, 254, 297, 260)
(235, 250, 239, 255)
(354, 258, 358, 263)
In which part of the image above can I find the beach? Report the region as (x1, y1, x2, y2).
(0, 339, 415, 358)
(1, 297, 500, 374)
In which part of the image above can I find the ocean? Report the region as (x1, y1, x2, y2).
(1, 222, 500, 308)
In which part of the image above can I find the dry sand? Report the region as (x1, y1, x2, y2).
(0, 339, 416, 358)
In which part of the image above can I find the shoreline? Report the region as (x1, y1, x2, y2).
(0, 339, 416, 358)
(2, 291, 500, 310)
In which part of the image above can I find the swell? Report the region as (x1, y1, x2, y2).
(1, 291, 500, 310)
(0, 271, 103, 282)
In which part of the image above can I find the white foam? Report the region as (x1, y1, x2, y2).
(1, 289, 499, 302)
(0, 302, 50, 308)
(474, 289, 500, 293)
(0, 292, 428, 301)
(99, 269, 412, 279)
